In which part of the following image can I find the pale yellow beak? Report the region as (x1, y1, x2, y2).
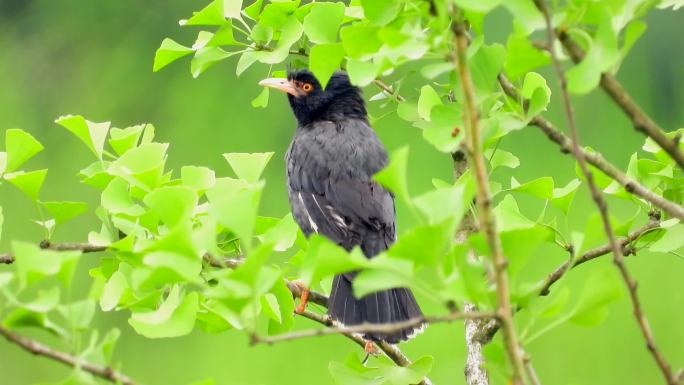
(258, 77, 298, 96)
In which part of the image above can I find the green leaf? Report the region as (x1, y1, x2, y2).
(551, 179, 581, 214)
(361, 0, 402, 25)
(378, 355, 433, 385)
(504, 23, 550, 80)
(182, 0, 226, 26)
(100, 271, 128, 311)
(267, 279, 295, 335)
(223, 0, 243, 19)
(0, 152, 6, 176)
(129, 286, 199, 338)
(12, 242, 81, 289)
(650, 224, 684, 253)
(413, 177, 474, 225)
(520, 72, 551, 118)
(303, 2, 345, 44)
(373, 146, 410, 206)
(109, 124, 146, 156)
(566, 16, 619, 95)
(340, 24, 381, 59)
(101, 178, 144, 216)
(569, 267, 622, 327)
(153, 38, 194, 72)
(207, 178, 264, 243)
(181, 166, 216, 192)
(4, 129, 44, 172)
(4, 169, 48, 201)
(223, 152, 274, 183)
(144, 186, 198, 227)
(389, 221, 455, 267)
(58, 300, 96, 330)
(346, 58, 379, 87)
(41, 201, 88, 225)
(470, 43, 506, 96)
(298, 236, 367, 287)
(142, 251, 203, 285)
(2, 308, 64, 336)
(486, 149, 520, 170)
(251, 87, 270, 108)
(309, 43, 345, 88)
(244, 0, 264, 20)
(454, 0, 502, 13)
(191, 46, 233, 78)
(417, 85, 442, 120)
(493, 194, 536, 231)
(108, 143, 168, 191)
(0, 207, 3, 242)
(255, 16, 304, 64)
(261, 213, 299, 252)
(510, 176, 554, 199)
(55, 115, 110, 159)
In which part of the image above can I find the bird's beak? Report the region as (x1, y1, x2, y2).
(258, 78, 298, 96)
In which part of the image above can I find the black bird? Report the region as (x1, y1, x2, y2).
(259, 70, 423, 347)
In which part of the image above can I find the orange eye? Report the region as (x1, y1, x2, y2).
(302, 83, 313, 92)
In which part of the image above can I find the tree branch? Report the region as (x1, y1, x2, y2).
(556, 31, 684, 170)
(452, 13, 528, 385)
(497, 74, 684, 221)
(453, 150, 492, 385)
(539, 220, 661, 296)
(0, 326, 139, 385)
(533, 2, 679, 384)
(0, 241, 107, 264)
(251, 311, 496, 346)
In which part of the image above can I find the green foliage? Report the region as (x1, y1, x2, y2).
(2, 1, 683, 384)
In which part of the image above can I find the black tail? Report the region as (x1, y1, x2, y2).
(327, 274, 423, 344)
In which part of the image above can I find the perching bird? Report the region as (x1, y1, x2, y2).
(259, 70, 423, 348)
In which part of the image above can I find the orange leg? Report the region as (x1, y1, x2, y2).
(364, 340, 375, 354)
(295, 287, 310, 314)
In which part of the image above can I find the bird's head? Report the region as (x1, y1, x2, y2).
(258, 70, 367, 127)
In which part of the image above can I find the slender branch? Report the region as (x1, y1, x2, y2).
(0, 326, 139, 385)
(533, 2, 679, 384)
(557, 32, 684, 170)
(540, 220, 660, 295)
(497, 74, 684, 221)
(251, 311, 496, 346)
(372, 79, 406, 102)
(454, 150, 492, 385)
(452, 13, 527, 385)
(0, 242, 107, 265)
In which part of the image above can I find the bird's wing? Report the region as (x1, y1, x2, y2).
(288, 171, 396, 255)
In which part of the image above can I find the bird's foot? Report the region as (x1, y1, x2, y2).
(291, 280, 310, 314)
(362, 340, 376, 365)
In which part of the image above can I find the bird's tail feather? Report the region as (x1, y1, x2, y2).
(327, 274, 424, 344)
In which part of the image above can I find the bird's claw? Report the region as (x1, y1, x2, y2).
(294, 286, 310, 314)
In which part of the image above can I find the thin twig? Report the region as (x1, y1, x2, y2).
(0, 242, 107, 265)
(454, 151, 492, 385)
(540, 220, 661, 295)
(497, 74, 684, 221)
(451, 12, 527, 385)
(372, 79, 406, 102)
(0, 326, 139, 385)
(251, 311, 496, 346)
(533, 2, 679, 384)
(557, 32, 684, 170)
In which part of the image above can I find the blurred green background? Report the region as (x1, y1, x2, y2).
(0, 1, 682, 384)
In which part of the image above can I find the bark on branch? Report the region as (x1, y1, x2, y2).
(497, 74, 684, 221)
(0, 326, 139, 385)
(452, 13, 528, 385)
(251, 311, 496, 346)
(557, 31, 684, 170)
(533, 2, 680, 384)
